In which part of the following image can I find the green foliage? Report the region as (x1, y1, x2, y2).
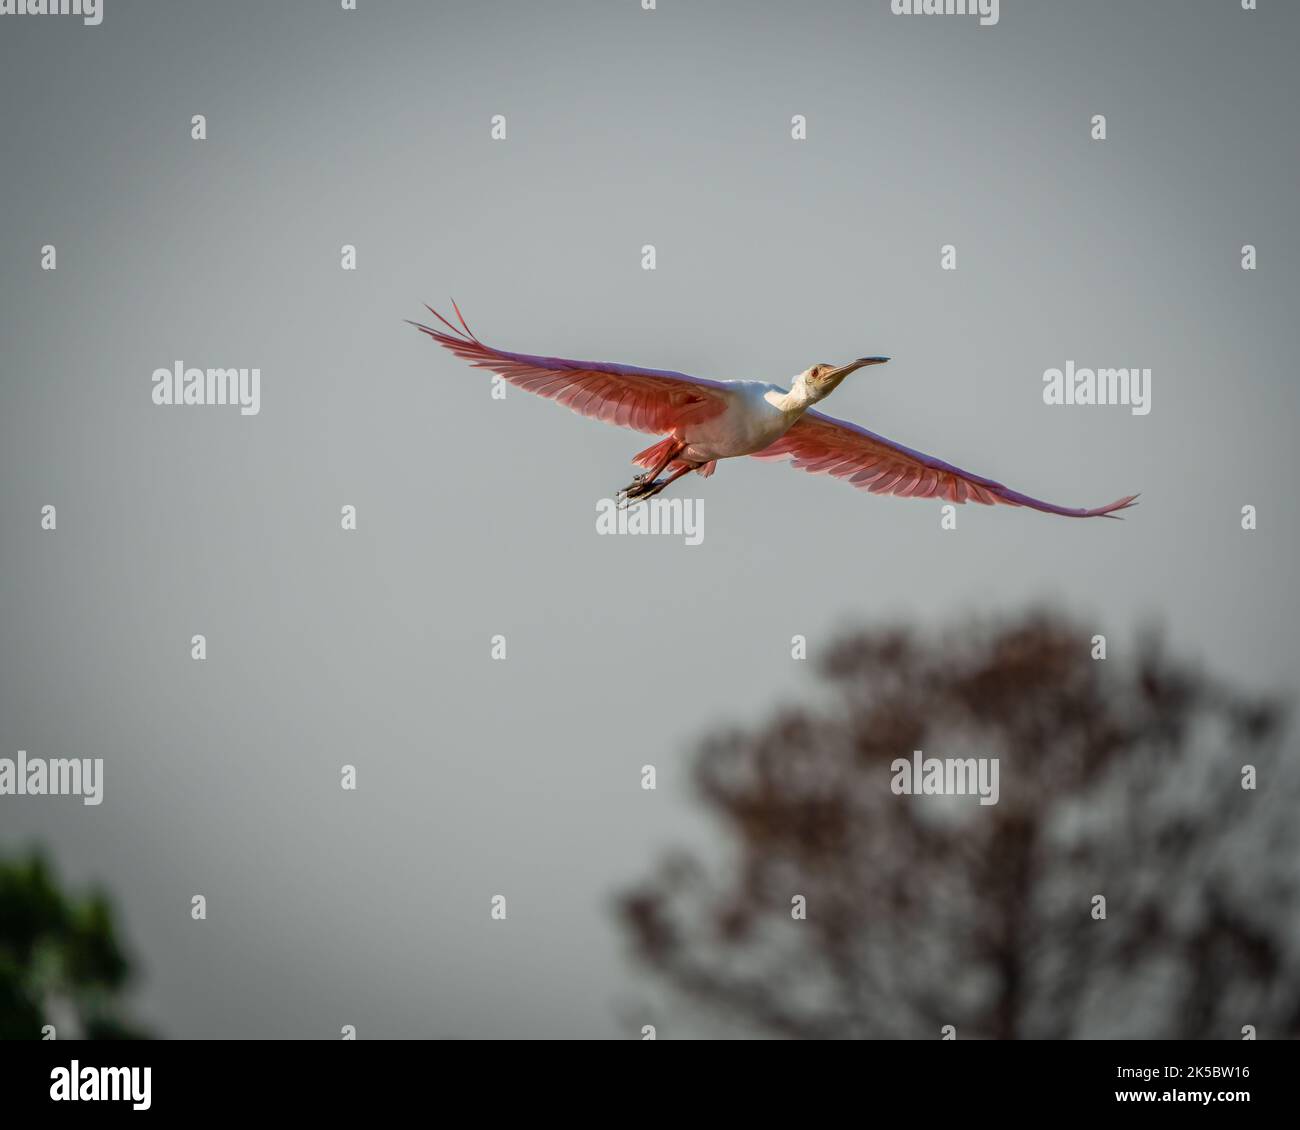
(0, 850, 148, 1040)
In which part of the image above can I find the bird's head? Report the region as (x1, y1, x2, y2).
(795, 357, 890, 402)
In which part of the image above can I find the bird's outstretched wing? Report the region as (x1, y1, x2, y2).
(410, 303, 732, 435)
(752, 409, 1138, 518)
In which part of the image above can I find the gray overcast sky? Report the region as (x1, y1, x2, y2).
(1, 0, 1297, 1037)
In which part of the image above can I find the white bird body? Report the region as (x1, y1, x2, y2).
(678, 381, 805, 463)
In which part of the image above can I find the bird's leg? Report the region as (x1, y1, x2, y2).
(620, 462, 697, 507)
(632, 440, 684, 484)
(618, 439, 685, 501)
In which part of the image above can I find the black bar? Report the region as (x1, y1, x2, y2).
(0, 1038, 1291, 1117)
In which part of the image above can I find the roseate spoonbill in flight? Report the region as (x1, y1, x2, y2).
(410, 303, 1138, 518)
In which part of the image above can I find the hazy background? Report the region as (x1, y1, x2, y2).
(1, 0, 1296, 1038)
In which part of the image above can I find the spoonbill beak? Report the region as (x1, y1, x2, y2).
(826, 356, 890, 382)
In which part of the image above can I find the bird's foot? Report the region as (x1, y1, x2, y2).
(617, 476, 666, 508)
(619, 470, 652, 492)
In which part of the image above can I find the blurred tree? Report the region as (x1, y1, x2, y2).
(619, 613, 1299, 1039)
(0, 851, 148, 1039)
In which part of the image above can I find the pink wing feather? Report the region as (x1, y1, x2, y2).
(410, 303, 731, 435)
(753, 409, 1138, 519)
